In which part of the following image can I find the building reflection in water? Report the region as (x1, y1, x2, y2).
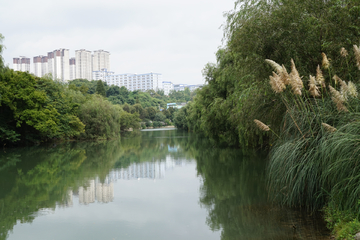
(61, 155, 187, 207)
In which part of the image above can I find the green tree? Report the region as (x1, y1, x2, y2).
(0, 34, 4, 71)
(77, 95, 121, 139)
(185, 0, 360, 147)
(154, 112, 166, 122)
(146, 107, 157, 121)
(96, 80, 106, 97)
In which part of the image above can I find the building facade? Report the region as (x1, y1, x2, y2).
(46, 49, 70, 82)
(173, 84, 188, 92)
(75, 49, 92, 81)
(13, 56, 30, 72)
(69, 57, 76, 80)
(33, 56, 42, 77)
(92, 68, 114, 81)
(104, 72, 163, 92)
(162, 81, 174, 95)
(92, 50, 110, 71)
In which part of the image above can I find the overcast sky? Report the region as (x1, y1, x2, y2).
(0, 0, 235, 85)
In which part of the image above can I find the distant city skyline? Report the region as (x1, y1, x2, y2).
(0, 0, 235, 86)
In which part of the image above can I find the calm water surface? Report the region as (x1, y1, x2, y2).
(0, 129, 330, 240)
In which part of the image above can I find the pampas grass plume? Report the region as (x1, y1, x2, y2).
(322, 52, 330, 69)
(316, 65, 326, 88)
(280, 65, 290, 85)
(348, 81, 358, 98)
(269, 72, 285, 93)
(340, 47, 348, 57)
(353, 45, 360, 70)
(329, 85, 348, 112)
(308, 75, 320, 97)
(290, 59, 303, 95)
(322, 123, 337, 132)
(254, 119, 270, 131)
(265, 59, 283, 74)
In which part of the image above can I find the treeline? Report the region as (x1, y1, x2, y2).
(0, 69, 182, 145)
(0, 69, 138, 145)
(68, 79, 180, 128)
(173, 0, 360, 238)
(175, 0, 360, 147)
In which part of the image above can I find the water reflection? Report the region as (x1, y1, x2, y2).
(194, 146, 330, 240)
(0, 129, 330, 240)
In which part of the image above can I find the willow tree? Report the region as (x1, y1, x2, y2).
(186, 0, 360, 148)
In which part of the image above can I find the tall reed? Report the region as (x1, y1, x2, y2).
(260, 47, 360, 216)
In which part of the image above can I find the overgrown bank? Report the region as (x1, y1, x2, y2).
(173, 0, 360, 238)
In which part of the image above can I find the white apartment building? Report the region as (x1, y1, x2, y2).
(93, 68, 114, 81)
(33, 56, 42, 77)
(92, 50, 110, 71)
(47, 49, 70, 82)
(33, 55, 49, 78)
(69, 57, 76, 80)
(75, 49, 92, 81)
(13, 56, 30, 72)
(173, 84, 188, 91)
(162, 81, 174, 96)
(41, 56, 48, 77)
(104, 72, 163, 92)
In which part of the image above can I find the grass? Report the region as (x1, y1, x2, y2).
(257, 48, 360, 239)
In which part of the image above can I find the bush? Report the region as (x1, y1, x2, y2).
(152, 121, 161, 128)
(145, 121, 152, 127)
(77, 95, 121, 139)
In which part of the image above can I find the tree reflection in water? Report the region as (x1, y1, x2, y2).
(0, 130, 330, 240)
(193, 141, 330, 240)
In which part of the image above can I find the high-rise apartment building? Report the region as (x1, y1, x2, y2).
(33, 55, 48, 77)
(92, 50, 110, 71)
(33, 56, 42, 77)
(13, 49, 110, 82)
(13, 56, 30, 72)
(69, 57, 76, 80)
(75, 49, 92, 80)
(104, 72, 163, 92)
(162, 81, 174, 95)
(41, 56, 48, 77)
(47, 49, 70, 82)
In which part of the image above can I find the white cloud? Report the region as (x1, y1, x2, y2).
(1, 0, 234, 85)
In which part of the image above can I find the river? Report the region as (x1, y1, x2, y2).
(0, 129, 330, 240)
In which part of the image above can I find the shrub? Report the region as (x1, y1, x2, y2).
(77, 95, 121, 139)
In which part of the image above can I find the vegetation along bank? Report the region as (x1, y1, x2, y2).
(173, 0, 360, 239)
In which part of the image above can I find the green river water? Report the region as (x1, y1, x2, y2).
(0, 129, 330, 240)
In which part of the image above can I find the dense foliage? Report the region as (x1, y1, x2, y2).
(176, 0, 360, 148)
(172, 0, 360, 238)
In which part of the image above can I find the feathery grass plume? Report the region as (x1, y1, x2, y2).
(340, 47, 348, 57)
(316, 65, 326, 87)
(322, 123, 337, 132)
(322, 52, 330, 69)
(329, 85, 348, 112)
(254, 119, 270, 131)
(280, 64, 290, 85)
(353, 45, 360, 70)
(265, 59, 283, 74)
(308, 75, 320, 97)
(289, 59, 303, 95)
(269, 71, 285, 93)
(348, 81, 358, 98)
(329, 85, 345, 103)
(334, 75, 349, 100)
